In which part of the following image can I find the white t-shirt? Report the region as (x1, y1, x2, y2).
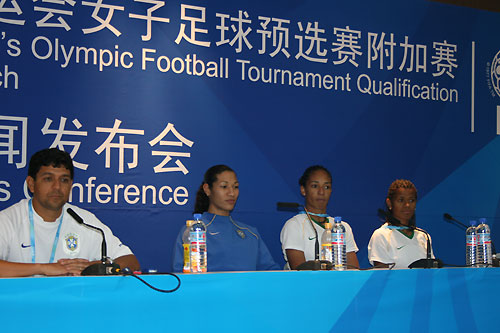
(0, 199, 133, 263)
(280, 214, 358, 269)
(368, 223, 434, 269)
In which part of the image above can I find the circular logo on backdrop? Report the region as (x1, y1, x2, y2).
(491, 50, 500, 98)
(63, 233, 80, 255)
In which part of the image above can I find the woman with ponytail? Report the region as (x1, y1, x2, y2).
(172, 165, 278, 272)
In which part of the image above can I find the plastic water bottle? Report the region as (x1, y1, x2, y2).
(182, 220, 195, 273)
(189, 213, 207, 273)
(320, 222, 333, 262)
(465, 220, 478, 267)
(331, 216, 346, 270)
(477, 218, 492, 267)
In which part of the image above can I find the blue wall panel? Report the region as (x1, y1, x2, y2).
(1, 0, 499, 270)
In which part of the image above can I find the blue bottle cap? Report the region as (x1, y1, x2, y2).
(193, 213, 202, 220)
(334, 216, 342, 223)
(470, 220, 477, 226)
(479, 218, 487, 224)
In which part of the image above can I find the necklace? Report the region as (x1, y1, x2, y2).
(229, 215, 259, 239)
(205, 214, 217, 227)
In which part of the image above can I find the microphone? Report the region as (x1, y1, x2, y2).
(67, 208, 120, 275)
(443, 213, 468, 230)
(277, 202, 301, 209)
(277, 202, 332, 271)
(378, 209, 443, 268)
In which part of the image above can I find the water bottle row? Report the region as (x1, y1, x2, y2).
(320, 216, 347, 270)
(182, 214, 348, 273)
(466, 218, 493, 267)
(182, 214, 207, 273)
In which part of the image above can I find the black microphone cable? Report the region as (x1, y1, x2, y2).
(117, 267, 181, 293)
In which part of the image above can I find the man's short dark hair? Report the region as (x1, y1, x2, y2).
(28, 148, 74, 180)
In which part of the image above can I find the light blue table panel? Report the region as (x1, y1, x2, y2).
(1, 268, 498, 332)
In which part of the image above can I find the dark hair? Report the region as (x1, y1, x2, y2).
(386, 179, 417, 202)
(28, 148, 74, 180)
(385, 179, 417, 226)
(193, 165, 235, 214)
(298, 165, 332, 187)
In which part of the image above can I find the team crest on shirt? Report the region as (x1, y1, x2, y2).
(63, 233, 80, 255)
(236, 229, 246, 239)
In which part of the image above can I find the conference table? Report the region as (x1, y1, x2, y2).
(1, 267, 498, 332)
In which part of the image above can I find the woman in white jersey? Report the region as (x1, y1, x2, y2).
(280, 165, 359, 270)
(368, 179, 435, 269)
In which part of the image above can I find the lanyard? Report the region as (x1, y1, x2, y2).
(386, 225, 411, 230)
(299, 211, 330, 218)
(28, 199, 64, 264)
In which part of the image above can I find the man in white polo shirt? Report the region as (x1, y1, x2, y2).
(0, 148, 140, 277)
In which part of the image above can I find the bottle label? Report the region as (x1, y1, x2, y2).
(466, 235, 477, 246)
(478, 233, 491, 244)
(189, 230, 207, 273)
(332, 233, 345, 245)
(183, 243, 190, 273)
(321, 244, 332, 261)
(190, 230, 206, 243)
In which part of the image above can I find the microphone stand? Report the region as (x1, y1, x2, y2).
(443, 213, 468, 230)
(378, 209, 442, 268)
(277, 202, 332, 270)
(408, 226, 443, 269)
(67, 208, 121, 275)
(295, 207, 333, 271)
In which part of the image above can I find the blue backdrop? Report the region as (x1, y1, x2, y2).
(1, 0, 500, 270)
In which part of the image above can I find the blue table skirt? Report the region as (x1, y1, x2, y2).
(1, 268, 498, 332)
